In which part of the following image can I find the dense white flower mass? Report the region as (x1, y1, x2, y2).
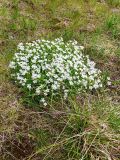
(9, 38, 111, 106)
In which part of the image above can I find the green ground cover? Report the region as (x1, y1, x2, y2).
(0, 0, 120, 159)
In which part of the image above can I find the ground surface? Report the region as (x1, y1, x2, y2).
(0, 0, 120, 160)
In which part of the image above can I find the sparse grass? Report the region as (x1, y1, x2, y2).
(26, 95, 120, 160)
(104, 14, 120, 39)
(107, 0, 120, 7)
(0, 0, 120, 160)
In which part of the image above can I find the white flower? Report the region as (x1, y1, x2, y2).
(27, 84, 31, 90)
(41, 98, 45, 103)
(45, 89, 49, 93)
(52, 84, 57, 90)
(80, 46, 84, 50)
(93, 83, 99, 89)
(36, 87, 41, 95)
(43, 102, 47, 106)
(107, 81, 111, 85)
(9, 61, 16, 68)
(69, 81, 74, 86)
(9, 37, 109, 105)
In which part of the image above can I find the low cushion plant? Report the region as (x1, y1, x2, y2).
(9, 38, 111, 106)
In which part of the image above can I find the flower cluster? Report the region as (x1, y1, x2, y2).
(9, 38, 111, 106)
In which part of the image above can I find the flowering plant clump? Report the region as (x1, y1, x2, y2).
(9, 38, 111, 106)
